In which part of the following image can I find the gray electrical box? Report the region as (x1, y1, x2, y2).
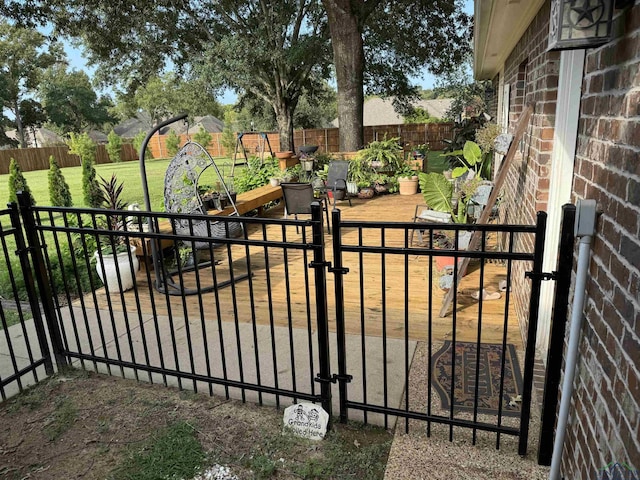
(574, 199, 597, 237)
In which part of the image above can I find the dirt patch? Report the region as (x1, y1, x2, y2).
(0, 370, 392, 479)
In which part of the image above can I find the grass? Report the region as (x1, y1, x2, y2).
(426, 150, 451, 173)
(0, 157, 235, 216)
(44, 396, 77, 441)
(0, 309, 33, 330)
(109, 421, 207, 480)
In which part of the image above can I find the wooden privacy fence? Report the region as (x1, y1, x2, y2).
(146, 122, 454, 159)
(0, 144, 138, 174)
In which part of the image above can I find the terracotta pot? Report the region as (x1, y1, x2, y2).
(398, 176, 419, 195)
(275, 151, 293, 159)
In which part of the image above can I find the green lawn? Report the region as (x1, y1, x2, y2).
(0, 157, 235, 213)
(426, 150, 450, 174)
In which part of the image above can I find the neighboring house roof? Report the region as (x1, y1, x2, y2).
(170, 115, 224, 135)
(331, 97, 453, 127)
(113, 113, 153, 139)
(6, 127, 64, 147)
(114, 114, 224, 138)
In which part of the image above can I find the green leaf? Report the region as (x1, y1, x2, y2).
(418, 173, 453, 215)
(442, 150, 463, 157)
(451, 166, 468, 178)
(463, 141, 482, 166)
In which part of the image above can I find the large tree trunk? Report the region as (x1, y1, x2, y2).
(273, 101, 295, 153)
(323, 0, 365, 152)
(13, 100, 27, 148)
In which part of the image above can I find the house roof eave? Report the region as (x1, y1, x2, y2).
(474, 0, 546, 80)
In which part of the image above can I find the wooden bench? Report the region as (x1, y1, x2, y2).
(133, 184, 283, 258)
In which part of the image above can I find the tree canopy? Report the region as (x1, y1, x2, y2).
(39, 66, 114, 133)
(0, 20, 63, 147)
(2, 0, 332, 151)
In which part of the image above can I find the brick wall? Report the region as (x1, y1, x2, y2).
(492, 1, 639, 478)
(498, 1, 560, 345)
(561, 3, 640, 478)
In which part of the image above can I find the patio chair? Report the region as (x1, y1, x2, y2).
(325, 160, 352, 207)
(161, 141, 247, 294)
(280, 182, 331, 234)
(410, 205, 452, 247)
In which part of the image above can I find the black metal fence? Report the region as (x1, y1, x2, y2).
(0, 191, 564, 457)
(0, 207, 53, 400)
(6, 193, 332, 413)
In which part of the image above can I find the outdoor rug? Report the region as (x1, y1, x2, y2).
(431, 341, 523, 417)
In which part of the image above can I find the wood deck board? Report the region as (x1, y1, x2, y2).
(88, 193, 524, 348)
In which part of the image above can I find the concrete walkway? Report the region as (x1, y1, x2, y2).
(1, 307, 415, 427)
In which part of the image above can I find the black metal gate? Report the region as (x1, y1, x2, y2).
(0, 205, 56, 400)
(329, 208, 549, 455)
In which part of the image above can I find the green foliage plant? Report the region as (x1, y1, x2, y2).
(193, 127, 212, 149)
(165, 129, 181, 157)
(221, 110, 237, 156)
(66, 132, 102, 207)
(348, 157, 376, 189)
(356, 136, 403, 172)
(133, 131, 153, 160)
(8, 158, 35, 205)
(443, 140, 490, 180)
(48, 155, 72, 207)
(418, 171, 482, 224)
(106, 130, 123, 163)
(233, 156, 280, 194)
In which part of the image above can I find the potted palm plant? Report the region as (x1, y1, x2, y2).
(94, 174, 139, 292)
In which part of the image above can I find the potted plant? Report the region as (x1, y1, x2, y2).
(355, 136, 404, 172)
(396, 162, 420, 196)
(94, 174, 139, 293)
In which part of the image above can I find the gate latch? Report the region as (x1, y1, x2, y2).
(525, 270, 557, 281)
(314, 373, 352, 384)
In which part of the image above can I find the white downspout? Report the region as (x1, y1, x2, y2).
(549, 199, 597, 480)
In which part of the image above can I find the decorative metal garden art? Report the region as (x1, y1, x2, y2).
(140, 114, 249, 295)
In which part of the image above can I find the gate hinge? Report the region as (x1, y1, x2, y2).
(525, 270, 557, 281)
(14, 246, 36, 256)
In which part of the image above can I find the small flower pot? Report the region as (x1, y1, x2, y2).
(275, 151, 294, 159)
(270, 178, 281, 187)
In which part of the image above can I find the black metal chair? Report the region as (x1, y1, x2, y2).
(325, 160, 352, 207)
(280, 182, 331, 234)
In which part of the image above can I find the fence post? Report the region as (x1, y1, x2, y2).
(16, 191, 68, 370)
(8, 200, 55, 375)
(310, 202, 332, 416)
(331, 208, 351, 423)
(537, 204, 576, 465)
(519, 211, 547, 455)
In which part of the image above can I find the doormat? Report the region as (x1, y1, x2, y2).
(431, 341, 523, 417)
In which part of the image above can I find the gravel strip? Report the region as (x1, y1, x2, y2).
(384, 341, 550, 480)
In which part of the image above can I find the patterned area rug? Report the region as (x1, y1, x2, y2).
(431, 341, 523, 417)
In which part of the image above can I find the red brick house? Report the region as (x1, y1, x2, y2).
(474, 0, 639, 478)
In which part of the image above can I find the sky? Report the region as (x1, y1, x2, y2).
(62, 0, 473, 105)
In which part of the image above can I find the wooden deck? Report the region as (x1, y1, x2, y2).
(91, 193, 525, 348)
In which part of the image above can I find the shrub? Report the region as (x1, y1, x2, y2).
(133, 131, 153, 160)
(48, 156, 73, 207)
(106, 130, 123, 163)
(221, 110, 237, 155)
(233, 156, 280, 193)
(193, 127, 212, 149)
(165, 129, 180, 157)
(67, 132, 96, 165)
(8, 158, 35, 205)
